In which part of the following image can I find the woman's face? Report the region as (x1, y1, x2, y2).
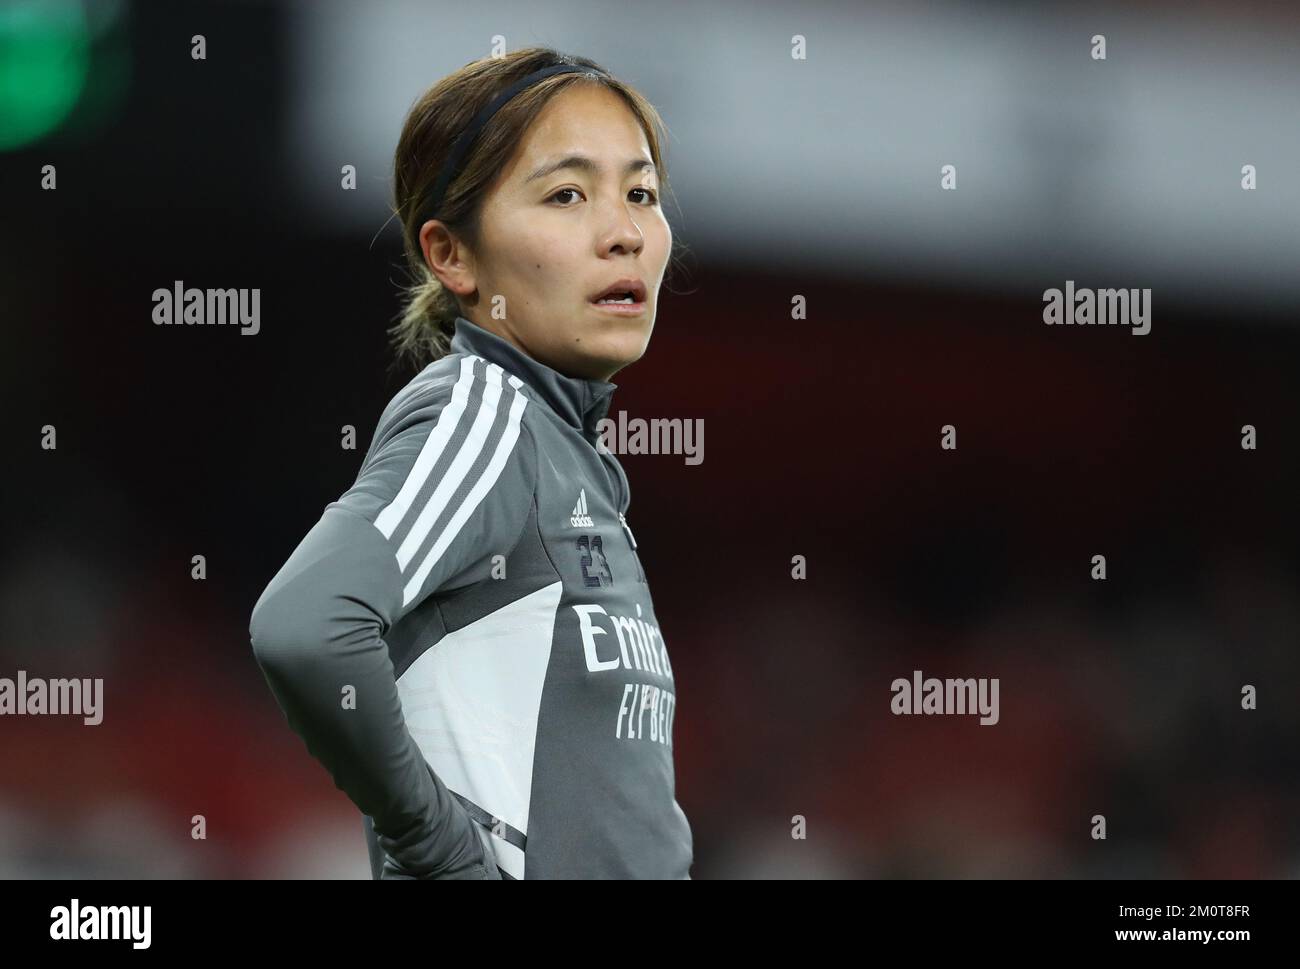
(424, 84, 671, 381)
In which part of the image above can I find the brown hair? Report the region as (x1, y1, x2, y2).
(389, 47, 681, 373)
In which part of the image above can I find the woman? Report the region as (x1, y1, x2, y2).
(249, 48, 692, 879)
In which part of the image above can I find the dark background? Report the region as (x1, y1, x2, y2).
(2, 0, 1297, 877)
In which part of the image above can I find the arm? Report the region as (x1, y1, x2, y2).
(249, 359, 535, 878)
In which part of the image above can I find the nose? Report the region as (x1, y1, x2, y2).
(600, 199, 644, 256)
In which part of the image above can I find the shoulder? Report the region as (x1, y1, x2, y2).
(372, 352, 537, 451)
(335, 353, 538, 524)
(332, 352, 539, 605)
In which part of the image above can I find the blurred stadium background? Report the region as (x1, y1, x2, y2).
(2, 0, 1298, 877)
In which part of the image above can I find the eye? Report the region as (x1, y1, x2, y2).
(545, 187, 659, 206)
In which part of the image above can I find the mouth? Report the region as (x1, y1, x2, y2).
(589, 277, 648, 312)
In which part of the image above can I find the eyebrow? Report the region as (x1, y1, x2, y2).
(524, 155, 657, 183)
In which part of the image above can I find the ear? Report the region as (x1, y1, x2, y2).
(419, 220, 476, 297)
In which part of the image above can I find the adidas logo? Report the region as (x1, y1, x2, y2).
(569, 488, 594, 528)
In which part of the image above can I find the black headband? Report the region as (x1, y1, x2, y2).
(417, 63, 610, 226)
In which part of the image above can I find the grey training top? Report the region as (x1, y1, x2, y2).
(249, 316, 693, 879)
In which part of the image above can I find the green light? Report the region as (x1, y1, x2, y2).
(0, 0, 90, 151)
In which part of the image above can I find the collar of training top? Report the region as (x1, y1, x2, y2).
(448, 316, 618, 442)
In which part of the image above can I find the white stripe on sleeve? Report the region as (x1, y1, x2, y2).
(395, 364, 506, 569)
(402, 386, 528, 607)
(375, 355, 478, 540)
